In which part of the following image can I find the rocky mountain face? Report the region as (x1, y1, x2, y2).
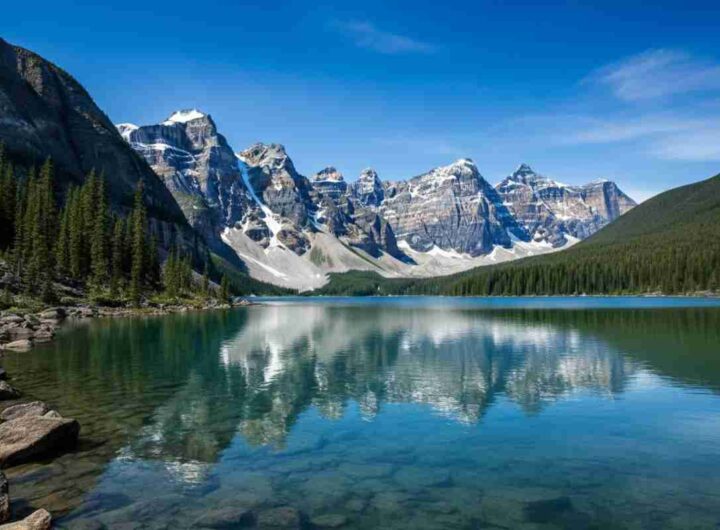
(118, 110, 252, 248)
(378, 159, 529, 256)
(119, 110, 636, 290)
(0, 39, 187, 230)
(496, 164, 636, 246)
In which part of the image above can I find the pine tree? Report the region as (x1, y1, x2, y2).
(90, 176, 109, 289)
(110, 216, 126, 297)
(219, 273, 230, 302)
(55, 200, 70, 276)
(147, 234, 161, 289)
(129, 182, 147, 304)
(68, 187, 84, 279)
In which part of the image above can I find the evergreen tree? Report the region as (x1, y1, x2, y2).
(219, 273, 230, 302)
(90, 176, 109, 288)
(110, 216, 126, 297)
(129, 182, 147, 304)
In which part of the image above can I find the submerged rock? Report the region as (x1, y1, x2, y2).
(0, 509, 51, 530)
(0, 416, 80, 468)
(0, 382, 20, 401)
(0, 369, 6, 381)
(256, 506, 302, 528)
(193, 506, 255, 528)
(310, 513, 348, 528)
(0, 402, 50, 422)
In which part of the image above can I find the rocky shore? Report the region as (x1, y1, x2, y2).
(0, 299, 253, 528)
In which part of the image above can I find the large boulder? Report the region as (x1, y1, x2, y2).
(0, 402, 49, 422)
(0, 509, 51, 530)
(0, 383, 20, 401)
(0, 341, 32, 352)
(0, 416, 80, 468)
(0, 471, 8, 523)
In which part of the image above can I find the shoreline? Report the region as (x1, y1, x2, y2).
(0, 298, 254, 529)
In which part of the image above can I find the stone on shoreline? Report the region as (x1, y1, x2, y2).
(0, 416, 80, 468)
(36, 308, 65, 321)
(0, 382, 20, 401)
(0, 341, 32, 352)
(0, 471, 8, 524)
(5, 328, 33, 341)
(0, 402, 50, 422)
(0, 509, 51, 530)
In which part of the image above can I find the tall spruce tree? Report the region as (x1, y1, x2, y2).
(90, 176, 109, 289)
(129, 181, 147, 304)
(110, 216, 126, 297)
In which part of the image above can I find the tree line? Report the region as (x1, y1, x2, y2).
(0, 148, 232, 304)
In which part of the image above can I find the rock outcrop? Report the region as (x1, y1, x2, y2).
(0, 509, 51, 530)
(0, 402, 50, 422)
(119, 110, 252, 248)
(379, 159, 528, 256)
(0, 415, 80, 468)
(0, 383, 20, 401)
(350, 168, 385, 207)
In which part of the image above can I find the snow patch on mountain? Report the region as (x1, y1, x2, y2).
(236, 154, 284, 248)
(163, 109, 206, 125)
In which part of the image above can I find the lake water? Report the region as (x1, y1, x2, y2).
(2, 297, 720, 529)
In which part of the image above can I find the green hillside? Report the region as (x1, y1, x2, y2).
(318, 173, 720, 296)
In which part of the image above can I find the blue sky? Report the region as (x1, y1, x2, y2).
(3, 0, 720, 201)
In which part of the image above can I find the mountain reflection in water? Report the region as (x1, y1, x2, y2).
(2, 300, 719, 528)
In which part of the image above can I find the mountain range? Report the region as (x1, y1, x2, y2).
(319, 171, 720, 296)
(117, 110, 636, 290)
(0, 38, 643, 292)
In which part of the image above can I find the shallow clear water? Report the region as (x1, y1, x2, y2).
(2, 297, 720, 529)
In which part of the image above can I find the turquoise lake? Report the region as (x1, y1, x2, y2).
(2, 297, 720, 529)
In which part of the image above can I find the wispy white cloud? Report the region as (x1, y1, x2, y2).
(651, 127, 720, 161)
(559, 115, 707, 145)
(590, 49, 720, 102)
(332, 20, 436, 55)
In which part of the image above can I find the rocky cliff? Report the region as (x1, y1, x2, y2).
(0, 38, 186, 227)
(378, 159, 529, 256)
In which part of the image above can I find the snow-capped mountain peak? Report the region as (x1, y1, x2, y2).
(117, 111, 636, 291)
(163, 109, 207, 125)
(313, 167, 345, 182)
(116, 123, 139, 141)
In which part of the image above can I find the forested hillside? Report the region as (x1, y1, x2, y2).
(0, 150, 288, 308)
(318, 173, 720, 296)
